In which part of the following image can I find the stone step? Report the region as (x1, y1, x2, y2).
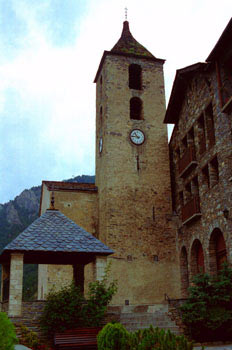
(119, 310, 180, 334)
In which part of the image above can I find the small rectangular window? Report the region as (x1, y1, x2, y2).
(179, 191, 184, 207)
(198, 114, 206, 155)
(205, 103, 215, 148)
(184, 182, 191, 203)
(129, 64, 142, 90)
(202, 164, 210, 189)
(210, 156, 219, 187)
(192, 176, 199, 197)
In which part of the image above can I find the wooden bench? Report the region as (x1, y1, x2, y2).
(54, 327, 102, 349)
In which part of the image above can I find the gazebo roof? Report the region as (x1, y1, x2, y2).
(0, 209, 113, 265)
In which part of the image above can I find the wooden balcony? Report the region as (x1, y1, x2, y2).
(179, 145, 197, 177)
(182, 195, 201, 225)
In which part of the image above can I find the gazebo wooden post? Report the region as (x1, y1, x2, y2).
(8, 253, 24, 316)
(73, 264, 85, 293)
(1, 263, 10, 302)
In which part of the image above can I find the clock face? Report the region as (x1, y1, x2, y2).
(99, 137, 103, 153)
(130, 129, 145, 145)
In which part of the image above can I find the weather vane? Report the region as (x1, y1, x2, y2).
(125, 6, 128, 21)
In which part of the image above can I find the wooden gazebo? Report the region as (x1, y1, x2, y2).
(0, 209, 113, 316)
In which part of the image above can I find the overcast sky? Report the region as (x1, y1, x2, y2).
(0, 0, 231, 204)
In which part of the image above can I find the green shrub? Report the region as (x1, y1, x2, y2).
(97, 323, 193, 350)
(0, 312, 18, 350)
(180, 263, 232, 341)
(19, 325, 40, 350)
(40, 282, 85, 336)
(40, 263, 117, 336)
(83, 263, 117, 327)
(97, 322, 130, 350)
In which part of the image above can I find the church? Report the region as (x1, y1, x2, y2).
(1, 17, 231, 331)
(38, 19, 181, 305)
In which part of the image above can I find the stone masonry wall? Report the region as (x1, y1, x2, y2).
(95, 53, 181, 304)
(38, 186, 98, 299)
(169, 65, 232, 296)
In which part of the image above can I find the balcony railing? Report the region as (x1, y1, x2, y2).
(182, 195, 201, 225)
(179, 145, 197, 177)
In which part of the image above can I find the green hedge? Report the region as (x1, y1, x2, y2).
(97, 323, 193, 350)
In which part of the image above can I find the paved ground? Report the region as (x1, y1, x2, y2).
(15, 345, 31, 350)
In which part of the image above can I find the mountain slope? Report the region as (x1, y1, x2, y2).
(0, 175, 95, 299)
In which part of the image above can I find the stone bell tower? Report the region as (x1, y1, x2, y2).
(94, 21, 180, 304)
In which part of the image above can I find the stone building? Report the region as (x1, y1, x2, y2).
(1, 17, 231, 332)
(164, 18, 232, 297)
(38, 20, 181, 307)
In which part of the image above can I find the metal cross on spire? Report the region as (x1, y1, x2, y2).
(125, 6, 128, 21)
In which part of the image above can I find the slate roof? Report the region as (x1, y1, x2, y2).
(111, 21, 155, 58)
(94, 21, 164, 83)
(2, 210, 113, 255)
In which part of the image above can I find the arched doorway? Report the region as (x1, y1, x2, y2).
(190, 239, 205, 278)
(209, 228, 227, 275)
(180, 246, 189, 297)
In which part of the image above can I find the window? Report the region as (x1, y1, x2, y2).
(205, 103, 215, 148)
(179, 191, 184, 207)
(130, 97, 143, 120)
(191, 240, 205, 277)
(184, 182, 191, 202)
(188, 127, 195, 146)
(181, 135, 188, 153)
(209, 229, 227, 275)
(210, 156, 219, 187)
(129, 64, 142, 90)
(100, 106, 103, 125)
(202, 164, 210, 189)
(198, 114, 206, 155)
(192, 176, 199, 197)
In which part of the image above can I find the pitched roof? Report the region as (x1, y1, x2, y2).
(164, 18, 232, 125)
(164, 63, 208, 124)
(111, 21, 155, 58)
(0, 210, 113, 264)
(42, 181, 97, 192)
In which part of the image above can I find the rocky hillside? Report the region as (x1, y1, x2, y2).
(0, 175, 95, 299)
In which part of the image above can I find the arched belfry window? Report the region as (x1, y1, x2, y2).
(129, 64, 142, 90)
(130, 97, 143, 120)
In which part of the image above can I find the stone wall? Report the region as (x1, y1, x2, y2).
(169, 63, 232, 296)
(95, 52, 181, 304)
(38, 184, 98, 299)
(10, 301, 47, 342)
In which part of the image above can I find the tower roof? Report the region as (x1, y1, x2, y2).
(111, 21, 155, 58)
(94, 21, 164, 83)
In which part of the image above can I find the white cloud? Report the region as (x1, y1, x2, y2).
(0, 0, 231, 202)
